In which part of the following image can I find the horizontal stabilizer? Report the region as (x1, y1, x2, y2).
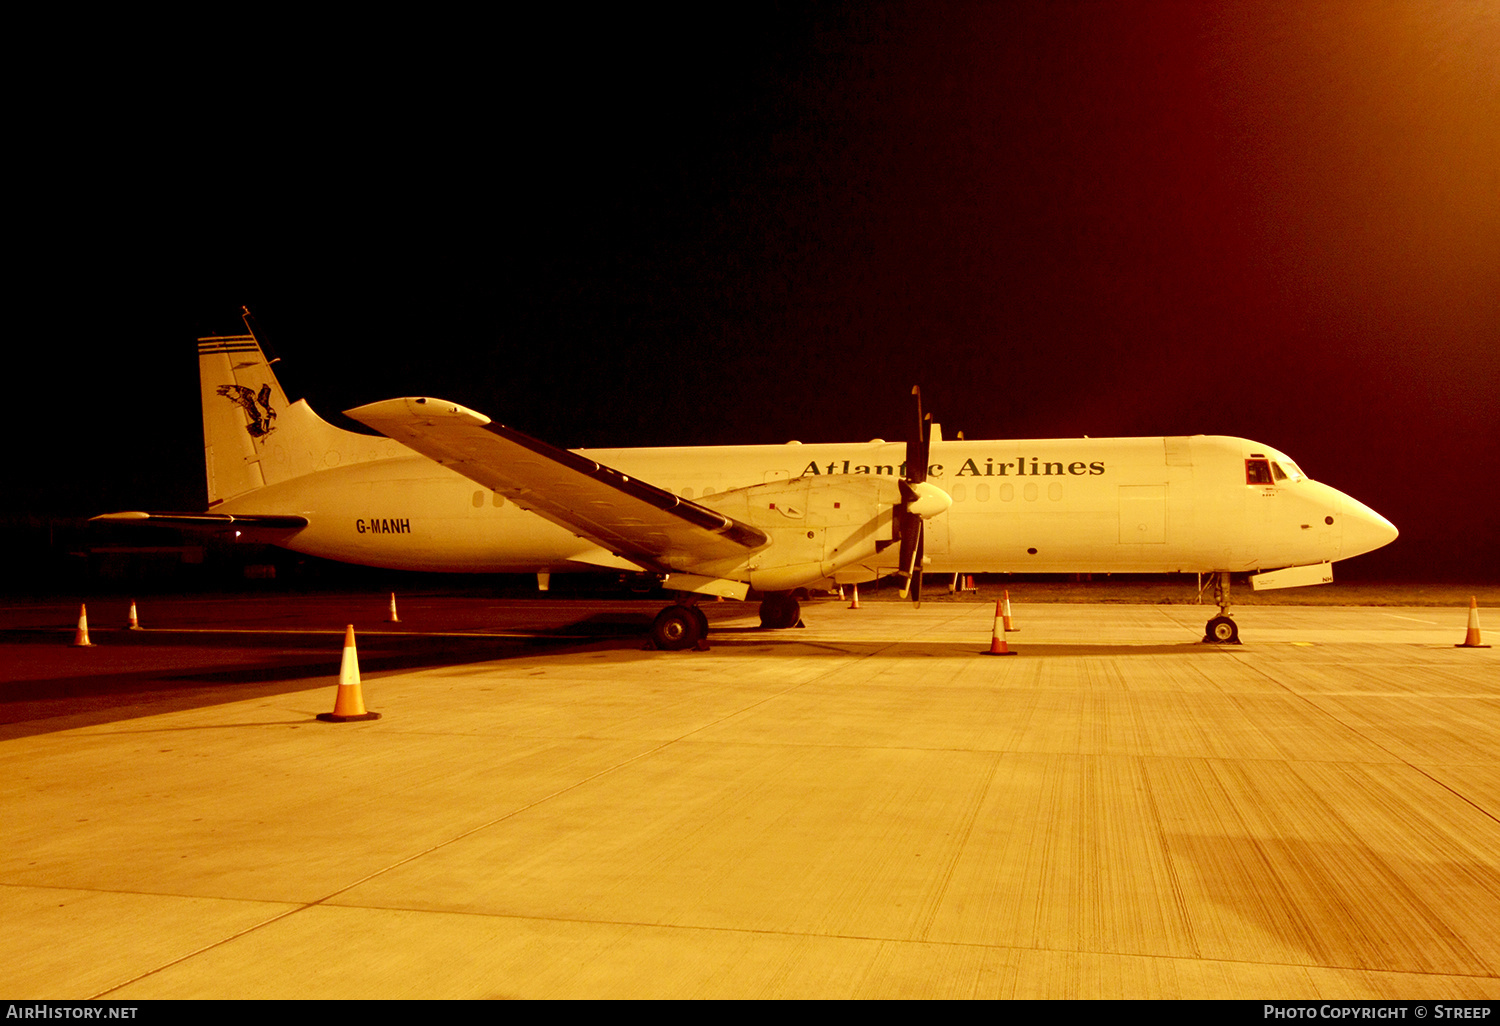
(92, 511, 309, 530)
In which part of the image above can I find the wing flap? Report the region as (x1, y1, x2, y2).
(345, 397, 769, 573)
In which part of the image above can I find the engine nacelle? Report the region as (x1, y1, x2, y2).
(698, 476, 902, 592)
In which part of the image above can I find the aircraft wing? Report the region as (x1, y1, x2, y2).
(345, 397, 770, 574)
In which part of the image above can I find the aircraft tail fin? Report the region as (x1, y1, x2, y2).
(199, 313, 292, 504)
(198, 308, 391, 505)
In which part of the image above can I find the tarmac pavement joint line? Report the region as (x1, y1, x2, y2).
(92, 900, 310, 999)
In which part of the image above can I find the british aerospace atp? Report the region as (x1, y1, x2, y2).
(98, 313, 1397, 649)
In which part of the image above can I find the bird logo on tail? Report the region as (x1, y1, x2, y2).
(217, 383, 277, 439)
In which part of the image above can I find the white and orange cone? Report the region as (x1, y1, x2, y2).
(985, 600, 1017, 655)
(72, 604, 93, 647)
(387, 592, 401, 623)
(1456, 596, 1491, 649)
(317, 626, 381, 722)
(1002, 589, 1019, 632)
(128, 600, 142, 630)
(849, 584, 860, 610)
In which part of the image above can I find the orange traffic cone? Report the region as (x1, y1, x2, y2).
(985, 600, 1017, 655)
(387, 592, 401, 623)
(317, 626, 381, 722)
(1456, 596, 1491, 648)
(849, 584, 861, 609)
(128, 600, 142, 630)
(1002, 589, 1019, 632)
(72, 604, 93, 647)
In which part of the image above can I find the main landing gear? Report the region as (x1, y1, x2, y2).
(648, 590, 807, 651)
(650, 602, 710, 651)
(758, 592, 803, 630)
(1202, 571, 1241, 644)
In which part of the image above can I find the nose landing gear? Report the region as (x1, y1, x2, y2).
(1202, 572, 1241, 645)
(1205, 614, 1240, 644)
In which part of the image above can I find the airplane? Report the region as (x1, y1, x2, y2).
(97, 311, 1398, 649)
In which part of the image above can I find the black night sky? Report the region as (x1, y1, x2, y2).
(15, 2, 1499, 582)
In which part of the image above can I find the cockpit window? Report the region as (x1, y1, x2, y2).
(1271, 462, 1287, 482)
(1246, 458, 1274, 485)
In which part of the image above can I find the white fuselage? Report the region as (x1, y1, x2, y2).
(216, 429, 1396, 581)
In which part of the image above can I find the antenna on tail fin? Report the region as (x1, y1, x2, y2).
(238, 305, 281, 367)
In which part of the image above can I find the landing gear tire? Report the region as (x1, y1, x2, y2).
(758, 593, 802, 629)
(1204, 615, 1240, 645)
(651, 606, 706, 651)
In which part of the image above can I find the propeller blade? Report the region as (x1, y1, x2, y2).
(898, 517, 922, 599)
(898, 386, 934, 604)
(911, 521, 925, 606)
(908, 385, 929, 484)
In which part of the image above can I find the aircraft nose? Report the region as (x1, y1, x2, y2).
(1339, 493, 1398, 559)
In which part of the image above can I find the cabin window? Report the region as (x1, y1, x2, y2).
(492, 492, 504, 507)
(1000, 484, 1015, 502)
(1245, 459, 1274, 485)
(976, 483, 990, 502)
(681, 487, 694, 499)
(471, 490, 484, 508)
(952, 483, 967, 502)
